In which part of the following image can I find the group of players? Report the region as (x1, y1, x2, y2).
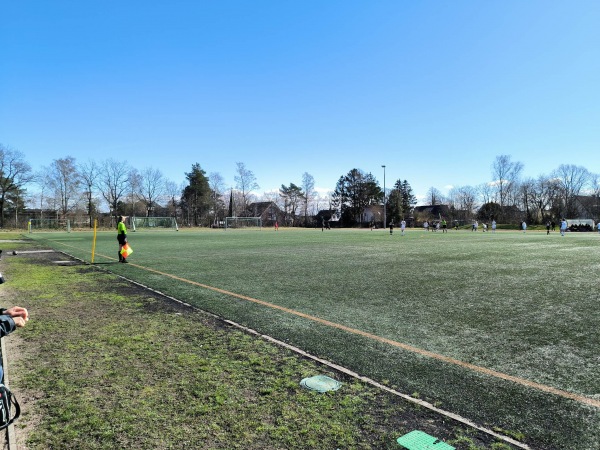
(387, 217, 576, 236)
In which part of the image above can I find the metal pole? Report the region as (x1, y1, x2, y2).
(382, 165, 386, 229)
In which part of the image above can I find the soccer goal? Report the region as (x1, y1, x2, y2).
(131, 216, 179, 232)
(28, 219, 72, 233)
(224, 217, 262, 230)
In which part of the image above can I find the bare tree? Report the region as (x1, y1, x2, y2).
(552, 164, 590, 218)
(589, 174, 600, 220)
(0, 144, 33, 227)
(262, 190, 279, 205)
(78, 160, 99, 228)
(301, 172, 316, 227)
(491, 155, 523, 216)
(98, 159, 131, 218)
(426, 186, 444, 205)
(30, 170, 50, 218)
(45, 157, 81, 218)
(138, 167, 165, 217)
(230, 190, 246, 217)
(525, 175, 560, 223)
(518, 178, 535, 223)
(478, 182, 494, 205)
(449, 185, 478, 222)
(460, 186, 478, 217)
(234, 162, 259, 215)
(127, 169, 142, 217)
(208, 172, 226, 225)
(164, 180, 181, 220)
(79, 160, 100, 227)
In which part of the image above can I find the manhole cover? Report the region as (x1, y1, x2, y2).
(300, 375, 342, 392)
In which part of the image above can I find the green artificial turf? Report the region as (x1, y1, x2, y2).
(27, 227, 600, 449)
(1, 235, 510, 450)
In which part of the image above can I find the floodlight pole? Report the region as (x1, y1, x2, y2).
(382, 165, 386, 229)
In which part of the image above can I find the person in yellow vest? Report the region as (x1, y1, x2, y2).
(117, 216, 128, 263)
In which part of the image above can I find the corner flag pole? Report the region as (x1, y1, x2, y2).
(91, 219, 98, 264)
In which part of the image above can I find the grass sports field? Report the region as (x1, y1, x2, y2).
(29, 227, 599, 449)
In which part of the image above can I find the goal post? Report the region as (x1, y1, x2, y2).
(224, 217, 262, 230)
(28, 218, 71, 233)
(130, 216, 179, 231)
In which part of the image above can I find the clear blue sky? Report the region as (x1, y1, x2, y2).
(1, 1, 598, 204)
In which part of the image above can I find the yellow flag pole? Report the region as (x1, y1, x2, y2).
(91, 219, 98, 264)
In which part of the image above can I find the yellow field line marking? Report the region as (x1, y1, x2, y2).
(64, 244, 600, 409)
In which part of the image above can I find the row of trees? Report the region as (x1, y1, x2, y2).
(328, 156, 599, 227)
(0, 142, 320, 228)
(0, 142, 598, 228)
(442, 156, 599, 225)
(39, 158, 269, 228)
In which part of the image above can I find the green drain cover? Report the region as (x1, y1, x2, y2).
(300, 375, 342, 392)
(397, 430, 455, 449)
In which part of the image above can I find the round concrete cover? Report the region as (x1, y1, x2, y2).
(300, 375, 342, 392)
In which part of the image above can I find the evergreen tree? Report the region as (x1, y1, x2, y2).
(180, 163, 211, 226)
(334, 169, 382, 226)
(387, 179, 416, 223)
(400, 180, 417, 213)
(228, 189, 234, 217)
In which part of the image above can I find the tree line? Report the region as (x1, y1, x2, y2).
(443, 155, 599, 225)
(325, 156, 599, 227)
(0, 143, 597, 228)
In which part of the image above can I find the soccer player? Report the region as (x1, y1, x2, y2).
(400, 219, 406, 236)
(560, 219, 567, 236)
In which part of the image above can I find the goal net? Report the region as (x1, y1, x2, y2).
(224, 217, 262, 230)
(28, 219, 71, 232)
(131, 217, 179, 231)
